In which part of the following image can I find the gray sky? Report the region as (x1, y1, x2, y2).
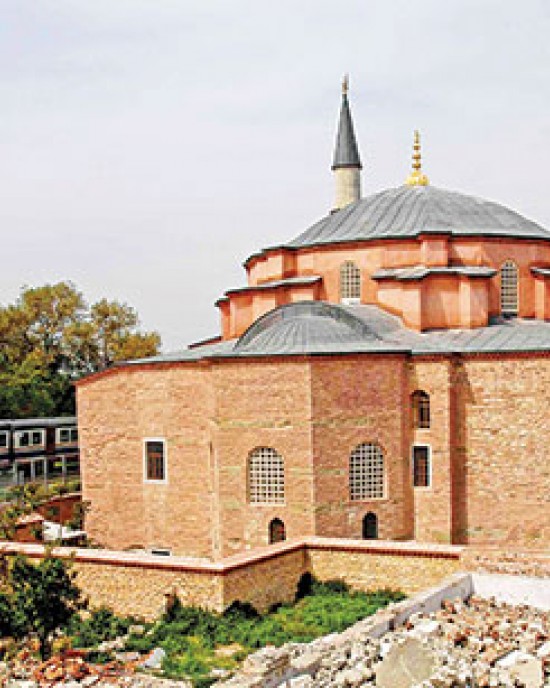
(1, 1, 549, 350)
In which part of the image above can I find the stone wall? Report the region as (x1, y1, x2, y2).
(0, 538, 463, 620)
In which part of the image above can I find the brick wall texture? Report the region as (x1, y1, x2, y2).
(77, 351, 550, 557)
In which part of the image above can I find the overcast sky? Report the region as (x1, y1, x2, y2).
(1, 1, 549, 349)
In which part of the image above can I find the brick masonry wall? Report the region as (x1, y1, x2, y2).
(452, 354, 550, 548)
(77, 364, 215, 558)
(410, 359, 453, 543)
(211, 358, 315, 557)
(310, 355, 412, 541)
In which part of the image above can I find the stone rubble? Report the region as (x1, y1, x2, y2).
(216, 595, 550, 687)
(0, 648, 191, 688)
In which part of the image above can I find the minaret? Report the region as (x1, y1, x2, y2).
(405, 130, 429, 186)
(332, 75, 362, 211)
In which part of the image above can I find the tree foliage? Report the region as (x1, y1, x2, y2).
(1, 553, 84, 659)
(0, 282, 160, 417)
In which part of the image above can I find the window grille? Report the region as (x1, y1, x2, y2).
(248, 447, 285, 504)
(340, 261, 361, 303)
(412, 390, 430, 429)
(413, 446, 431, 487)
(145, 440, 166, 481)
(349, 443, 385, 500)
(501, 260, 519, 317)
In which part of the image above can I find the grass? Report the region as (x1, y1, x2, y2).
(67, 577, 404, 687)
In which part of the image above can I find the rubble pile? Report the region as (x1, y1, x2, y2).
(0, 648, 189, 688)
(464, 550, 550, 579)
(217, 595, 550, 687)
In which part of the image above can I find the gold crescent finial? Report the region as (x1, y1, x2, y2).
(406, 129, 429, 186)
(342, 73, 349, 95)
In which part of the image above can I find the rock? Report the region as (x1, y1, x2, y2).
(128, 624, 146, 636)
(409, 619, 440, 638)
(496, 650, 544, 688)
(375, 637, 436, 688)
(81, 676, 100, 687)
(139, 647, 167, 670)
(289, 676, 314, 687)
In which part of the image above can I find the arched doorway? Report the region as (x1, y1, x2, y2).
(269, 518, 286, 544)
(363, 512, 378, 540)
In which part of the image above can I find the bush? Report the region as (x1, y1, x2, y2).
(67, 607, 135, 648)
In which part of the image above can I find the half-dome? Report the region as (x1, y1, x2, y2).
(285, 184, 550, 249)
(234, 301, 383, 354)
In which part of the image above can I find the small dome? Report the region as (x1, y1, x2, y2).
(234, 301, 380, 354)
(285, 185, 550, 248)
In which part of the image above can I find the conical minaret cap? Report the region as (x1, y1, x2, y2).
(332, 75, 362, 170)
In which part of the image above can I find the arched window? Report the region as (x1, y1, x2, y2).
(411, 390, 430, 429)
(363, 512, 378, 539)
(269, 518, 286, 544)
(340, 261, 361, 304)
(349, 442, 385, 501)
(248, 447, 285, 504)
(500, 260, 519, 317)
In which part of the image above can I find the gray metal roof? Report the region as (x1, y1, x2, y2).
(332, 93, 362, 170)
(284, 185, 550, 249)
(125, 302, 550, 365)
(372, 265, 497, 281)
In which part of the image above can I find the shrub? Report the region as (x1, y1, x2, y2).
(67, 607, 135, 648)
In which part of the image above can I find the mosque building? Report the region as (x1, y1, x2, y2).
(77, 79, 550, 559)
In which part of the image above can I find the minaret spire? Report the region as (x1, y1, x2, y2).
(332, 74, 362, 211)
(405, 130, 429, 186)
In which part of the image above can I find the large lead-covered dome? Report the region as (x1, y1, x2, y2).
(285, 184, 550, 248)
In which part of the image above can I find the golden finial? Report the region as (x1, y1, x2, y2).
(405, 129, 429, 186)
(342, 73, 349, 96)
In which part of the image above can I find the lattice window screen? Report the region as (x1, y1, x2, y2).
(248, 447, 285, 504)
(349, 443, 385, 500)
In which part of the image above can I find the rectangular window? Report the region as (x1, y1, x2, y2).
(145, 440, 166, 482)
(413, 446, 431, 488)
(0, 432, 8, 449)
(56, 427, 78, 444)
(15, 430, 45, 449)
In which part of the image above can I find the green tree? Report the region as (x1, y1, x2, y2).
(8, 554, 84, 659)
(0, 282, 161, 417)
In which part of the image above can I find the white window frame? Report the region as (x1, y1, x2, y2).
(412, 444, 432, 490)
(349, 442, 387, 502)
(14, 429, 45, 449)
(143, 438, 168, 484)
(56, 426, 78, 444)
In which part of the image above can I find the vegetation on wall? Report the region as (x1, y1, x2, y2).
(0, 281, 160, 417)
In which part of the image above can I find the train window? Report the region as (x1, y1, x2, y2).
(15, 430, 45, 448)
(57, 427, 78, 444)
(66, 456, 79, 475)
